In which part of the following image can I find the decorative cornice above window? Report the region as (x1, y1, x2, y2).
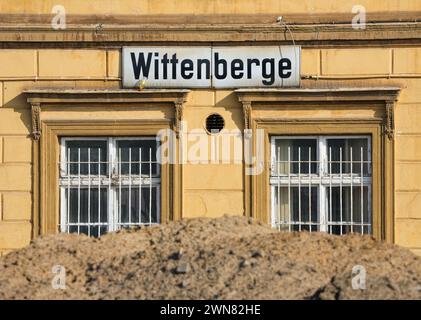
(25, 89, 190, 140)
(235, 87, 401, 139)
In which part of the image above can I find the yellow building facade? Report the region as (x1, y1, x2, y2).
(0, 0, 420, 255)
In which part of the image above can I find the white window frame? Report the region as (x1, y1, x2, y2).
(270, 135, 372, 234)
(59, 136, 161, 236)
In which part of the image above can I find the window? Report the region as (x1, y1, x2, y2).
(59, 137, 160, 237)
(270, 136, 372, 235)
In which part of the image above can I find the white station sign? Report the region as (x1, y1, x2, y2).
(122, 46, 300, 88)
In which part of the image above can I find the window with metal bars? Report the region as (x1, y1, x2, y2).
(59, 137, 160, 237)
(270, 136, 372, 235)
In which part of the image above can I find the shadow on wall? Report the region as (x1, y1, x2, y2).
(213, 91, 244, 131)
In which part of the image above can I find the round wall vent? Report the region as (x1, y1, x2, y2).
(205, 113, 225, 134)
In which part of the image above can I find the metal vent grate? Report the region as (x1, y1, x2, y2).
(205, 113, 225, 134)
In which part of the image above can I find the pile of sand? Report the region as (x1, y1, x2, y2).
(0, 216, 420, 299)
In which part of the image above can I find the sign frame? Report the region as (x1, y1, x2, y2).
(122, 46, 301, 89)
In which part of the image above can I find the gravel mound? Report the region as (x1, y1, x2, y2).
(0, 216, 420, 300)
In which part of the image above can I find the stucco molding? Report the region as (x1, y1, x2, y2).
(174, 99, 184, 138)
(0, 13, 421, 45)
(385, 100, 395, 140)
(235, 87, 401, 103)
(236, 87, 401, 140)
(25, 89, 190, 140)
(242, 101, 252, 131)
(30, 102, 41, 140)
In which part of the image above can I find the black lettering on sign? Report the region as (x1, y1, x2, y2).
(128, 49, 296, 85)
(214, 52, 227, 80)
(170, 54, 179, 80)
(262, 58, 275, 85)
(181, 59, 194, 79)
(161, 53, 169, 79)
(154, 52, 159, 79)
(197, 59, 210, 80)
(247, 59, 260, 79)
(130, 52, 152, 80)
(231, 59, 244, 79)
(279, 58, 292, 78)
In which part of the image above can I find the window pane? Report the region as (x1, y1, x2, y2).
(61, 137, 163, 238)
(67, 187, 108, 237)
(117, 139, 159, 176)
(274, 139, 317, 175)
(66, 140, 107, 175)
(327, 138, 370, 175)
(327, 186, 370, 235)
(117, 186, 159, 228)
(274, 186, 318, 231)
